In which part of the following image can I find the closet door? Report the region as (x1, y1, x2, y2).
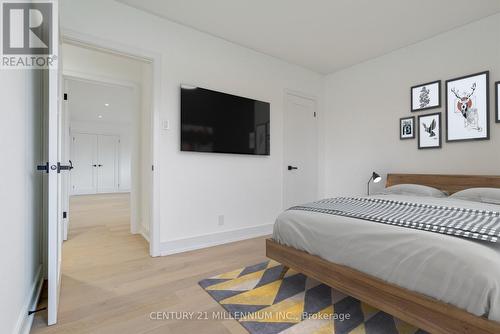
(97, 135, 119, 193)
(70, 133, 97, 194)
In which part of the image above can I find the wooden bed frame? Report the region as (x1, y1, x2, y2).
(267, 173, 500, 334)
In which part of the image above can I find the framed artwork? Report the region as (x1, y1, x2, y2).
(496, 81, 499, 123)
(418, 113, 441, 149)
(411, 80, 441, 112)
(446, 71, 489, 142)
(400, 116, 415, 139)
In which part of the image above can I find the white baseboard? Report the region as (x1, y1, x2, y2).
(138, 223, 150, 243)
(159, 223, 273, 256)
(70, 190, 131, 196)
(14, 265, 44, 334)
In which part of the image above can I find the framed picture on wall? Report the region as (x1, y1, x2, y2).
(418, 113, 441, 149)
(400, 116, 415, 139)
(496, 81, 499, 123)
(446, 71, 489, 142)
(411, 80, 441, 112)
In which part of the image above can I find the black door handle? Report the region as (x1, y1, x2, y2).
(93, 164, 97, 167)
(58, 161, 74, 173)
(37, 162, 49, 173)
(98, 164, 103, 167)
(287, 166, 298, 170)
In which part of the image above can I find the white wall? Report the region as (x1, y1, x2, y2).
(323, 13, 500, 197)
(60, 0, 324, 254)
(0, 70, 44, 332)
(63, 43, 144, 84)
(70, 120, 132, 192)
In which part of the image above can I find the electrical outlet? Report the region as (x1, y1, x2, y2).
(218, 215, 225, 226)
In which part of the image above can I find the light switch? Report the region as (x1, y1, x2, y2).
(162, 120, 170, 130)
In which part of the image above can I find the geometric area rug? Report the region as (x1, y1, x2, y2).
(199, 261, 428, 334)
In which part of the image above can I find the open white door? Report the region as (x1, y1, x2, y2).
(46, 1, 62, 325)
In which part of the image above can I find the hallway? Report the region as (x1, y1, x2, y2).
(31, 193, 266, 334)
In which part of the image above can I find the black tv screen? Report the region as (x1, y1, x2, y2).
(181, 86, 270, 155)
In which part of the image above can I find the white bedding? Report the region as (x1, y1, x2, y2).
(272, 194, 500, 321)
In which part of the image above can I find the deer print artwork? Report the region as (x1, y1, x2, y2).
(451, 83, 482, 132)
(446, 71, 488, 141)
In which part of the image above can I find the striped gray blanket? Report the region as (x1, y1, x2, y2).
(289, 197, 500, 243)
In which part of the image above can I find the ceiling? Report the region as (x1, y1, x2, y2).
(116, 0, 500, 74)
(68, 79, 135, 124)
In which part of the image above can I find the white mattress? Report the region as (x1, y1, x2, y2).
(272, 194, 500, 321)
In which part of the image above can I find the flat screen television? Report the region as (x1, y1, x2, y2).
(180, 86, 270, 155)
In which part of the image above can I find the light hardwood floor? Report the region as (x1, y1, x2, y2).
(31, 193, 267, 334)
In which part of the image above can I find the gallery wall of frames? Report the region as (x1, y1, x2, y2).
(401, 71, 500, 149)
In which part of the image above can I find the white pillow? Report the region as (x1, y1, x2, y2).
(377, 184, 448, 198)
(449, 188, 500, 205)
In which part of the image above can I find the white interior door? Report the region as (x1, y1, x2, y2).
(70, 133, 97, 194)
(283, 93, 318, 208)
(47, 3, 61, 325)
(97, 135, 119, 193)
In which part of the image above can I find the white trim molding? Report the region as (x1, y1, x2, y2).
(160, 224, 273, 256)
(137, 222, 150, 243)
(14, 266, 44, 334)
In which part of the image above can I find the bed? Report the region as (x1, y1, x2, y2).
(266, 174, 500, 334)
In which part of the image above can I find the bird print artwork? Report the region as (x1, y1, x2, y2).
(419, 113, 441, 148)
(422, 119, 437, 137)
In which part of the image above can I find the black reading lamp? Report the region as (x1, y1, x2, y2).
(367, 172, 382, 196)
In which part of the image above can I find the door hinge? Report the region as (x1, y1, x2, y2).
(64, 93, 68, 101)
(63, 211, 67, 219)
(313, 112, 317, 117)
(151, 165, 154, 171)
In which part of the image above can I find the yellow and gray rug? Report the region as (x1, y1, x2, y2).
(199, 261, 428, 334)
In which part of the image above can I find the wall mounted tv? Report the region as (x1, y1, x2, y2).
(180, 85, 270, 155)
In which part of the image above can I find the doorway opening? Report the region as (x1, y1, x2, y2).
(61, 42, 153, 247)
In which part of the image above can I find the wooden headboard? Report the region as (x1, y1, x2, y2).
(386, 173, 500, 194)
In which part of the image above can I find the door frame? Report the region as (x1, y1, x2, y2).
(282, 89, 320, 209)
(61, 29, 162, 257)
(61, 79, 70, 241)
